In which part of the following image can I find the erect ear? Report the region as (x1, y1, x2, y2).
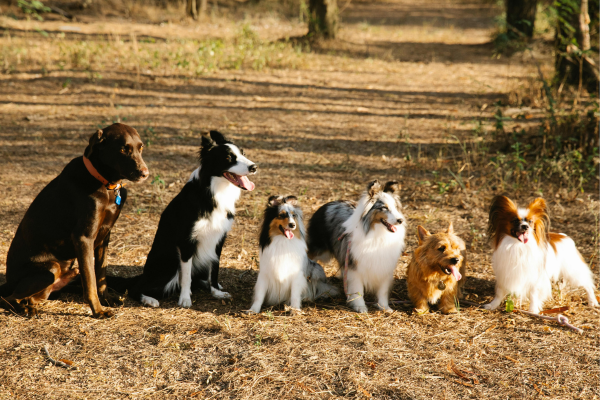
(84, 129, 104, 157)
(268, 195, 284, 207)
(200, 134, 215, 156)
(284, 196, 298, 206)
(383, 181, 401, 195)
(367, 180, 381, 198)
(447, 222, 454, 234)
(417, 226, 431, 245)
(209, 130, 228, 145)
(528, 197, 547, 215)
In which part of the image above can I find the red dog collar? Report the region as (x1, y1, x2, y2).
(83, 156, 122, 190)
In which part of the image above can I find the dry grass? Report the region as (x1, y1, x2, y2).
(1, 0, 599, 398)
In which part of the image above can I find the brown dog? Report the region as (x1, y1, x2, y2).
(406, 223, 467, 314)
(0, 123, 148, 318)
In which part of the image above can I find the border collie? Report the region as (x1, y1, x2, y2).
(307, 180, 406, 313)
(247, 196, 339, 314)
(483, 195, 598, 313)
(127, 131, 257, 308)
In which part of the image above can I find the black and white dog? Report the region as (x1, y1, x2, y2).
(307, 180, 406, 313)
(127, 131, 257, 307)
(247, 196, 339, 314)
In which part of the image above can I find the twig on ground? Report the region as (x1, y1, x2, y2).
(515, 309, 583, 334)
(43, 345, 77, 370)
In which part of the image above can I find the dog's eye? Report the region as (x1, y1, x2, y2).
(226, 155, 232, 162)
(139, 145, 144, 152)
(438, 246, 446, 252)
(120, 147, 128, 154)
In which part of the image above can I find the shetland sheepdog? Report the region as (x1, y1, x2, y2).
(247, 196, 339, 314)
(483, 195, 598, 313)
(110, 131, 257, 308)
(307, 180, 406, 313)
(406, 223, 467, 314)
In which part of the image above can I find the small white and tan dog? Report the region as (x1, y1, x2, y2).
(484, 195, 598, 314)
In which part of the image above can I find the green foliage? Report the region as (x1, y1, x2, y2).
(17, 0, 50, 21)
(505, 294, 514, 313)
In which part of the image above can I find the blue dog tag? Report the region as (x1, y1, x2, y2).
(114, 188, 122, 206)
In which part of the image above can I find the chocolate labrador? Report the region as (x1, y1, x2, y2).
(0, 123, 148, 318)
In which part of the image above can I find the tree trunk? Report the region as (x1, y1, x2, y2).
(308, 0, 338, 39)
(186, 0, 198, 19)
(199, 0, 207, 17)
(555, 0, 599, 94)
(506, 0, 537, 38)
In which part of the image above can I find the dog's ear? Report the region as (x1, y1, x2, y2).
(199, 134, 216, 161)
(367, 180, 381, 198)
(447, 222, 454, 234)
(284, 196, 298, 206)
(209, 130, 228, 145)
(383, 181, 400, 195)
(417, 225, 430, 245)
(528, 197, 547, 214)
(268, 195, 284, 207)
(84, 129, 104, 157)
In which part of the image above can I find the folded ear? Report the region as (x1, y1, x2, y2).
(367, 180, 381, 198)
(84, 129, 104, 157)
(284, 196, 298, 206)
(417, 225, 430, 245)
(383, 181, 400, 195)
(268, 195, 284, 207)
(209, 130, 228, 144)
(447, 222, 454, 234)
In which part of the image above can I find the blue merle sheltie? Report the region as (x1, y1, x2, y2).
(307, 180, 406, 313)
(113, 131, 257, 308)
(247, 195, 339, 314)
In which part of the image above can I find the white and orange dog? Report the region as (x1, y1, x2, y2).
(484, 195, 598, 313)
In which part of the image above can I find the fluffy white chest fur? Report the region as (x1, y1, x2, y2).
(258, 236, 308, 306)
(491, 235, 549, 302)
(349, 223, 406, 293)
(189, 176, 240, 269)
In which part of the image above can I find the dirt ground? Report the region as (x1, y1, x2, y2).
(0, 0, 599, 398)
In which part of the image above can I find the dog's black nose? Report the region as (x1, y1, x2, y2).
(520, 224, 528, 230)
(288, 222, 296, 229)
(397, 219, 403, 225)
(248, 164, 257, 173)
(449, 258, 459, 265)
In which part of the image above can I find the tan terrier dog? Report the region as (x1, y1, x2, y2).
(406, 223, 467, 314)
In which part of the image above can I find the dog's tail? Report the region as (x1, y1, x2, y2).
(106, 275, 141, 295)
(312, 280, 341, 301)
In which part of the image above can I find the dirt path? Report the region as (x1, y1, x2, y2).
(0, 0, 598, 398)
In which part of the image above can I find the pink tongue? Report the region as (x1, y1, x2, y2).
(450, 266, 462, 281)
(518, 232, 529, 243)
(284, 229, 294, 239)
(390, 224, 397, 233)
(238, 175, 255, 191)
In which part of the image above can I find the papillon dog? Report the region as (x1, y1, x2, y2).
(307, 180, 406, 313)
(483, 195, 598, 313)
(247, 196, 339, 314)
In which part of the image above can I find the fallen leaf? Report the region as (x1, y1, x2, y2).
(366, 361, 376, 370)
(357, 385, 372, 397)
(504, 355, 519, 364)
(159, 334, 165, 342)
(186, 329, 198, 335)
(58, 359, 74, 366)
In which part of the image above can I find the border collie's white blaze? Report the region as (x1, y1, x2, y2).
(128, 131, 257, 308)
(247, 196, 339, 314)
(307, 180, 406, 313)
(484, 196, 598, 314)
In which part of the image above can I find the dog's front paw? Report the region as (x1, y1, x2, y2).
(93, 309, 114, 319)
(482, 303, 495, 311)
(211, 287, 232, 300)
(441, 307, 458, 314)
(353, 305, 369, 313)
(178, 297, 193, 308)
(243, 309, 259, 315)
(289, 308, 304, 316)
(374, 304, 393, 313)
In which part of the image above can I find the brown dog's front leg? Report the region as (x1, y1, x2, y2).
(75, 236, 113, 318)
